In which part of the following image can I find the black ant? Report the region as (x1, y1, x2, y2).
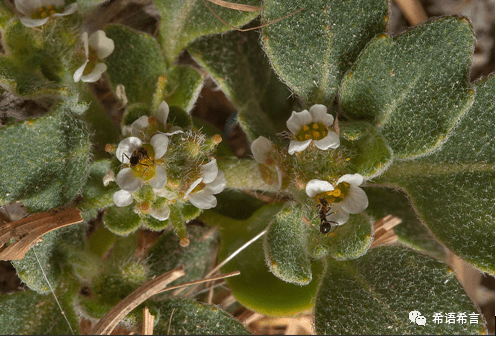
(317, 197, 339, 234)
(123, 147, 153, 176)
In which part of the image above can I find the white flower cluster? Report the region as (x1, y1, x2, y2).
(74, 30, 114, 83)
(251, 104, 368, 230)
(111, 101, 226, 221)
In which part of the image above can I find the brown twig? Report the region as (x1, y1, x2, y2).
(142, 306, 155, 335)
(370, 214, 401, 248)
(393, 0, 428, 26)
(159, 270, 241, 295)
(0, 207, 83, 261)
(206, 0, 261, 12)
(90, 266, 185, 335)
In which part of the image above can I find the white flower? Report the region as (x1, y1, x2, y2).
(127, 101, 183, 137)
(286, 104, 340, 155)
(73, 30, 114, 83)
(305, 174, 368, 225)
(15, 0, 77, 27)
(112, 189, 170, 221)
(114, 135, 168, 192)
(184, 159, 226, 209)
(251, 136, 282, 190)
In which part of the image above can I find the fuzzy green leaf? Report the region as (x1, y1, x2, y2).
(80, 159, 118, 211)
(264, 205, 312, 285)
(375, 75, 495, 274)
(340, 17, 474, 158)
(155, 298, 250, 335)
(188, 25, 278, 140)
(155, 0, 262, 65)
(165, 65, 204, 113)
(0, 101, 91, 212)
(103, 205, 142, 236)
(201, 203, 324, 316)
(340, 121, 393, 179)
(0, 274, 80, 335)
(307, 213, 373, 260)
(147, 225, 218, 290)
(262, 0, 388, 106)
(364, 187, 447, 260)
(314, 247, 487, 335)
(104, 24, 166, 105)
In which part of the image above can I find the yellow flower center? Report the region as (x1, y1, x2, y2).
(296, 122, 328, 141)
(130, 144, 156, 181)
(31, 5, 60, 19)
(316, 181, 350, 204)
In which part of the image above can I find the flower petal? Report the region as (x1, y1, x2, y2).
(337, 173, 364, 187)
(73, 60, 89, 82)
(327, 205, 350, 225)
(88, 30, 114, 59)
(288, 139, 312, 155)
(305, 179, 334, 197)
(153, 187, 177, 200)
(147, 165, 167, 188)
(286, 110, 312, 134)
(80, 63, 107, 83)
(188, 189, 217, 209)
(19, 16, 49, 27)
(53, 2, 78, 17)
(314, 131, 340, 150)
(116, 168, 143, 192)
(184, 177, 203, 197)
(14, 0, 33, 16)
(149, 204, 171, 221)
(200, 159, 219, 184)
(340, 186, 368, 214)
(131, 116, 149, 137)
(206, 171, 226, 194)
(156, 101, 169, 126)
(113, 189, 134, 207)
(251, 136, 273, 164)
(309, 104, 334, 126)
(150, 133, 169, 159)
(116, 137, 142, 164)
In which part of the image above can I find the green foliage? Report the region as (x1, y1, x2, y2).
(0, 274, 80, 335)
(0, 101, 91, 212)
(262, 0, 388, 106)
(155, 0, 262, 65)
(104, 24, 166, 105)
(201, 203, 324, 316)
(104, 205, 142, 236)
(188, 24, 278, 140)
(147, 225, 218, 289)
(314, 246, 487, 335)
(165, 65, 204, 113)
(263, 205, 312, 285)
(365, 187, 447, 260)
(155, 298, 250, 335)
(340, 17, 474, 158)
(340, 121, 393, 179)
(80, 159, 118, 211)
(376, 75, 495, 274)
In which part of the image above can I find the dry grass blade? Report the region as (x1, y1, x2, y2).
(159, 271, 240, 295)
(142, 306, 155, 335)
(206, 0, 261, 12)
(393, 0, 428, 26)
(0, 207, 83, 260)
(370, 214, 401, 248)
(90, 266, 185, 335)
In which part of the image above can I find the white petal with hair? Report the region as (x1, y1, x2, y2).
(288, 139, 312, 155)
(113, 189, 134, 207)
(286, 110, 312, 135)
(150, 133, 169, 159)
(149, 205, 171, 221)
(305, 179, 334, 197)
(131, 116, 149, 137)
(251, 136, 273, 164)
(116, 137, 142, 164)
(147, 165, 167, 188)
(184, 161, 226, 210)
(313, 132, 340, 151)
(116, 168, 143, 192)
(156, 101, 170, 126)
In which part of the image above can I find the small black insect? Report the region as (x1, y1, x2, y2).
(317, 197, 339, 235)
(124, 147, 152, 175)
